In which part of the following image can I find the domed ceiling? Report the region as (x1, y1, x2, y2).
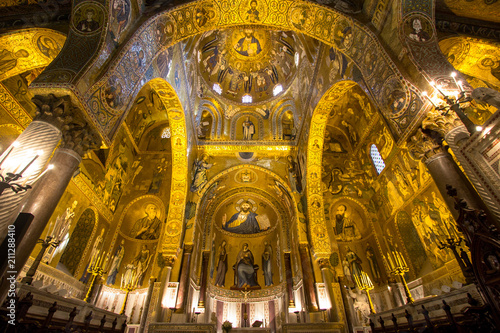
(198, 27, 299, 106)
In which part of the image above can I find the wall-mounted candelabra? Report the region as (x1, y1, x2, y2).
(437, 237, 475, 285)
(421, 72, 479, 135)
(21, 235, 60, 285)
(353, 270, 376, 314)
(0, 142, 53, 196)
(119, 264, 137, 315)
(84, 251, 107, 303)
(384, 249, 414, 304)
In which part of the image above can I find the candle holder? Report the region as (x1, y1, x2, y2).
(383, 249, 414, 304)
(421, 72, 477, 135)
(21, 235, 60, 285)
(437, 237, 475, 284)
(353, 271, 376, 314)
(84, 255, 107, 303)
(119, 283, 136, 315)
(0, 144, 53, 196)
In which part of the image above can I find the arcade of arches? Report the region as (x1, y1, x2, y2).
(0, 0, 500, 332)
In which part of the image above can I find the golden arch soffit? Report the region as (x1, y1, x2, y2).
(148, 79, 188, 254)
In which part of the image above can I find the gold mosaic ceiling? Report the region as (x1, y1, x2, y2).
(198, 27, 299, 106)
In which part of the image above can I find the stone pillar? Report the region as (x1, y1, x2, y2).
(198, 251, 210, 308)
(408, 111, 491, 218)
(175, 244, 193, 312)
(0, 94, 78, 233)
(155, 255, 176, 321)
(0, 95, 100, 303)
(283, 252, 295, 307)
(298, 243, 319, 311)
(318, 258, 343, 323)
(139, 277, 156, 333)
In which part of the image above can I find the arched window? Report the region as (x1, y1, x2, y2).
(370, 144, 385, 174)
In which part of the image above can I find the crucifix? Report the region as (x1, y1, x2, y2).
(240, 288, 252, 327)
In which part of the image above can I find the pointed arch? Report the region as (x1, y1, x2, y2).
(196, 98, 223, 139)
(306, 80, 359, 259)
(270, 98, 298, 140)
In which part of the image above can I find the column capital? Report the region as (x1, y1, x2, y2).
(32, 94, 74, 130)
(164, 255, 177, 268)
(32, 94, 101, 157)
(317, 257, 331, 270)
(183, 244, 194, 254)
(298, 243, 310, 253)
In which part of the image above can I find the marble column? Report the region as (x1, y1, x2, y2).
(155, 254, 176, 321)
(283, 252, 295, 307)
(198, 251, 210, 308)
(175, 244, 193, 312)
(408, 111, 491, 219)
(0, 95, 99, 303)
(139, 277, 156, 333)
(318, 258, 343, 322)
(298, 243, 319, 311)
(0, 94, 77, 235)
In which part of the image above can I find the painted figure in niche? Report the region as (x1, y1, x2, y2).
(376, 126, 393, 160)
(214, 240, 228, 287)
(262, 241, 273, 286)
(485, 252, 500, 274)
(0, 49, 29, 74)
(408, 19, 430, 42)
(287, 155, 303, 193)
(148, 158, 168, 194)
(328, 48, 348, 81)
(392, 165, 412, 199)
(234, 243, 260, 288)
(106, 239, 125, 285)
(389, 89, 406, 114)
(340, 26, 353, 49)
(323, 130, 347, 153)
(112, 0, 130, 41)
(190, 154, 214, 193)
(480, 57, 500, 83)
(105, 82, 123, 108)
(334, 204, 361, 241)
(130, 203, 162, 240)
(37, 37, 60, 59)
(342, 257, 353, 285)
(246, 0, 260, 22)
(43, 200, 78, 264)
(80, 227, 105, 283)
(209, 236, 216, 279)
(381, 175, 404, 214)
(234, 29, 262, 57)
(430, 191, 460, 237)
(345, 247, 363, 281)
(121, 262, 137, 288)
(242, 117, 255, 140)
(341, 120, 357, 146)
(223, 200, 269, 234)
(365, 243, 381, 283)
(133, 244, 152, 288)
(76, 8, 100, 32)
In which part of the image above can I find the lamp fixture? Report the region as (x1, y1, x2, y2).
(422, 72, 477, 135)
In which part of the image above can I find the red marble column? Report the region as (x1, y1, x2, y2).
(298, 243, 319, 311)
(198, 251, 210, 308)
(283, 252, 295, 307)
(175, 244, 193, 312)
